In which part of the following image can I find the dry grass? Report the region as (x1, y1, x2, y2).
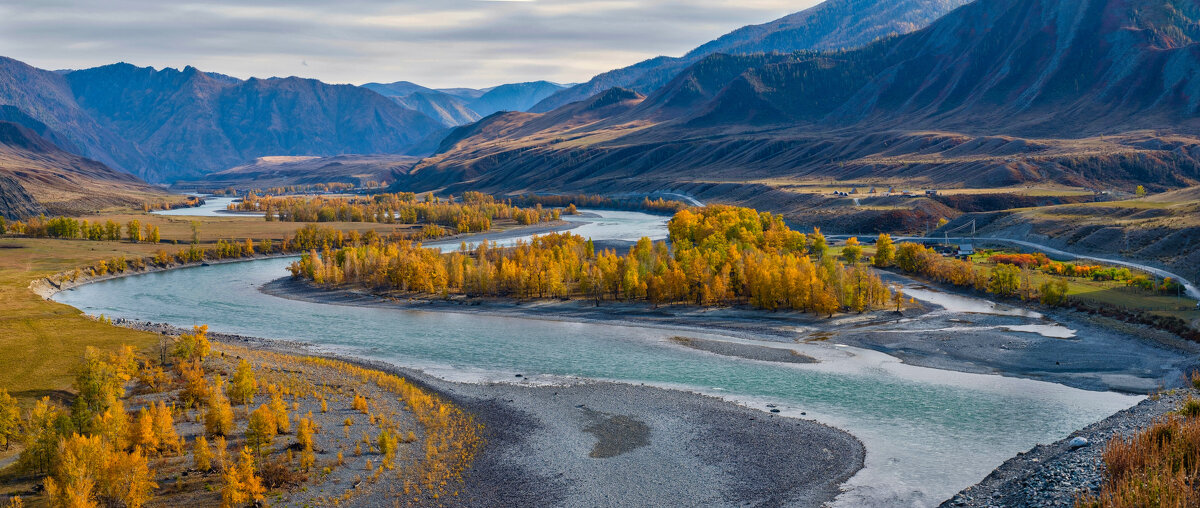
(1077, 403, 1200, 507)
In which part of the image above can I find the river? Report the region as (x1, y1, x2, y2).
(53, 209, 1138, 506)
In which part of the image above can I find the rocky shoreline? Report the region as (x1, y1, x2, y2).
(117, 319, 866, 507)
(943, 390, 1191, 507)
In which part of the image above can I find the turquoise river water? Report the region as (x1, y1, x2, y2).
(54, 210, 1138, 506)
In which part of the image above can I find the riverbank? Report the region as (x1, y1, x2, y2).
(120, 321, 866, 507)
(263, 274, 1197, 394)
(942, 389, 1193, 507)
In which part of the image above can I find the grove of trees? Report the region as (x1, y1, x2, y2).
(289, 205, 893, 315)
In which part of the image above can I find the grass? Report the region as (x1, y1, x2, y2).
(0, 212, 420, 408)
(958, 251, 1200, 325)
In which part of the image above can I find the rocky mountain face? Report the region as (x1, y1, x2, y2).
(0, 119, 166, 218)
(530, 0, 971, 112)
(0, 59, 444, 183)
(408, 0, 1200, 204)
(363, 80, 566, 126)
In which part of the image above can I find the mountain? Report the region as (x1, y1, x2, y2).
(392, 92, 481, 126)
(360, 80, 566, 125)
(361, 81, 438, 97)
(0, 57, 148, 174)
(436, 87, 489, 100)
(407, 0, 1200, 216)
(530, 0, 971, 112)
(0, 119, 167, 218)
(467, 81, 568, 116)
(0, 59, 443, 183)
(179, 154, 422, 191)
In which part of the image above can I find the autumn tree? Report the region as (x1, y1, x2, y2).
(246, 404, 277, 457)
(126, 220, 142, 243)
(1136, 185, 1147, 197)
(171, 325, 211, 362)
(0, 389, 17, 450)
(988, 263, 1021, 297)
(48, 433, 156, 508)
(221, 447, 265, 508)
(842, 237, 863, 264)
(874, 234, 894, 267)
(72, 348, 126, 434)
(18, 397, 70, 474)
(296, 417, 315, 471)
(193, 435, 213, 471)
(1039, 279, 1070, 307)
(227, 360, 257, 406)
(152, 401, 180, 455)
(267, 387, 291, 434)
(205, 376, 235, 436)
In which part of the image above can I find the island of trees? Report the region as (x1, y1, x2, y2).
(289, 205, 893, 315)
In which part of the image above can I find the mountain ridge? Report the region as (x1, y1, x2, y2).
(405, 0, 1200, 205)
(530, 0, 972, 112)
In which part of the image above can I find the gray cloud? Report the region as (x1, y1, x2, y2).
(0, 0, 812, 88)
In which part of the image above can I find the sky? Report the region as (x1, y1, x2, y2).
(0, 0, 812, 89)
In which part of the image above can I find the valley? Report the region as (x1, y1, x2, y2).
(4, 0, 1200, 505)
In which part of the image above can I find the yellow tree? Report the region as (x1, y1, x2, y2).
(221, 447, 265, 508)
(267, 388, 291, 434)
(842, 237, 863, 264)
(193, 435, 213, 471)
(129, 407, 157, 453)
(171, 325, 211, 362)
(205, 376, 235, 436)
(246, 404, 277, 457)
(0, 389, 17, 450)
(227, 360, 257, 406)
(152, 401, 180, 456)
(873, 233, 894, 267)
(126, 220, 142, 243)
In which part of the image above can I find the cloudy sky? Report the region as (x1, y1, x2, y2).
(0, 0, 812, 89)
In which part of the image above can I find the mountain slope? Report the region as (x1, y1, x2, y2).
(409, 0, 1200, 204)
(0, 57, 147, 174)
(471, 81, 568, 115)
(392, 92, 482, 126)
(531, 0, 971, 112)
(0, 120, 167, 218)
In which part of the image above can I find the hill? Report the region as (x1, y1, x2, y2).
(530, 0, 971, 112)
(179, 154, 422, 191)
(0, 120, 167, 218)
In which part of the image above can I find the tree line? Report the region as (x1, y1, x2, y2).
(230, 191, 559, 232)
(289, 205, 893, 315)
(1, 216, 160, 243)
(506, 193, 690, 214)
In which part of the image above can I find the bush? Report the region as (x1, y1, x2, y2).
(1180, 397, 1200, 419)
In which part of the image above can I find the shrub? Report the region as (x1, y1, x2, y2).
(1180, 397, 1200, 419)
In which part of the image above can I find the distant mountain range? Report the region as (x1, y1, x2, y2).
(362, 80, 569, 126)
(0, 58, 445, 183)
(406, 0, 1200, 204)
(530, 0, 971, 112)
